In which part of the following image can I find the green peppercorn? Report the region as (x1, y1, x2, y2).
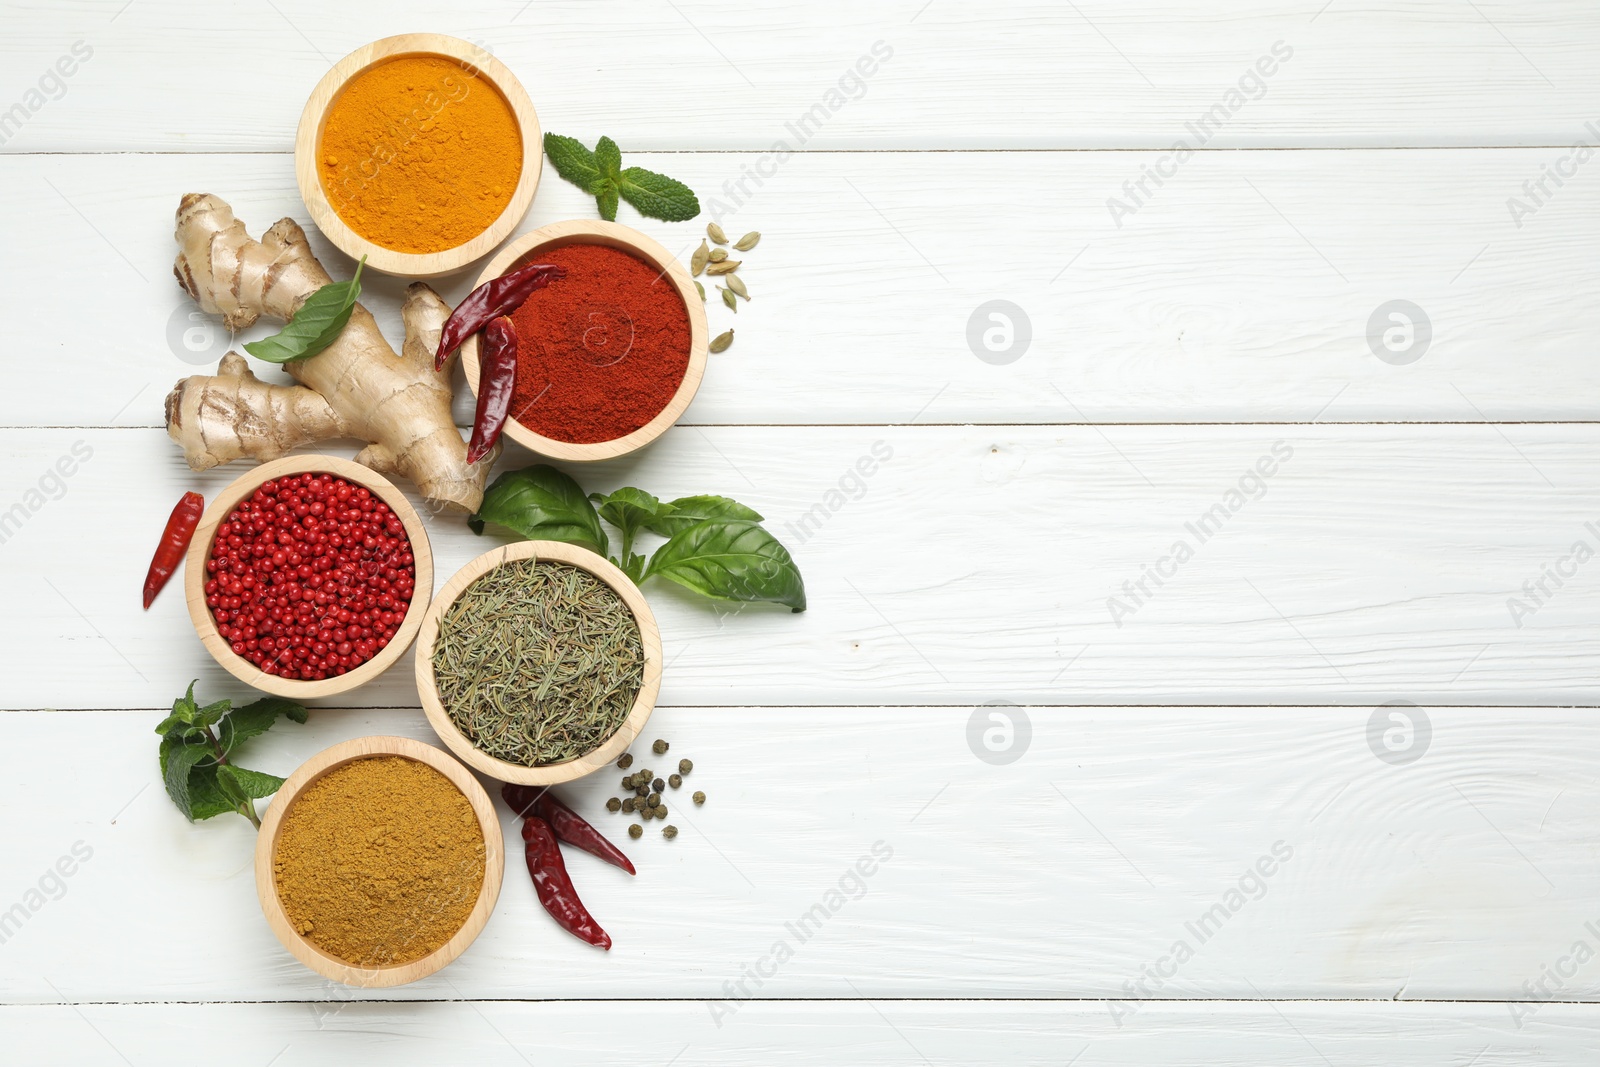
(641, 807, 655, 821)
(639, 769, 653, 781)
(693, 791, 706, 805)
(621, 775, 633, 791)
(652, 777, 666, 793)
(678, 759, 693, 775)
(622, 798, 635, 813)
(617, 753, 634, 770)
(606, 797, 622, 813)
(636, 784, 649, 797)
(628, 823, 643, 839)
(668, 773, 682, 789)
(652, 739, 669, 755)
(656, 805, 668, 819)
(663, 825, 679, 840)
(647, 792, 661, 808)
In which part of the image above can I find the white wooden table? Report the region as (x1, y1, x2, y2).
(4, 1, 1599, 1061)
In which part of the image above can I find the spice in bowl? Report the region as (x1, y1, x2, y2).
(431, 559, 644, 766)
(273, 755, 486, 966)
(318, 54, 521, 255)
(204, 472, 415, 680)
(505, 243, 691, 444)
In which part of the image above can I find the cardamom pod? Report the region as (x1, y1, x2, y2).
(690, 240, 709, 277)
(707, 222, 728, 245)
(720, 286, 738, 312)
(709, 248, 729, 263)
(725, 274, 749, 300)
(734, 231, 761, 251)
(709, 329, 734, 353)
(705, 260, 741, 275)
(695, 280, 706, 302)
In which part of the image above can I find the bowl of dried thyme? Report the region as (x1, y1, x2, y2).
(415, 540, 663, 785)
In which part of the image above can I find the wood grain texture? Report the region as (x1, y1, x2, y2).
(3, 1, 1597, 151)
(6, 425, 1598, 710)
(5, 1000, 1600, 1064)
(2, 149, 1594, 429)
(3, 706, 1599, 1004)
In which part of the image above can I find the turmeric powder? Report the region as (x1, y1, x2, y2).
(273, 756, 485, 966)
(318, 54, 521, 254)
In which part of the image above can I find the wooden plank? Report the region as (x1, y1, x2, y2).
(2, 706, 1598, 1004)
(3, 149, 1596, 429)
(4, 1000, 1599, 1064)
(3, 1, 1597, 151)
(3, 425, 1598, 710)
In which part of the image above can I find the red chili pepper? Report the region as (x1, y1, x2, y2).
(522, 815, 612, 950)
(503, 784, 636, 876)
(144, 491, 204, 609)
(435, 262, 565, 371)
(466, 316, 518, 464)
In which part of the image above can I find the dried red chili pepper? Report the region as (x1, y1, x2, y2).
(522, 815, 612, 949)
(466, 316, 518, 464)
(435, 262, 565, 371)
(143, 491, 204, 609)
(503, 784, 636, 876)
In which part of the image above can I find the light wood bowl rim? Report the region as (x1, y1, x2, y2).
(183, 455, 434, 700)
(254, 734, 504, 988)
(460, 219, 708, 462)
(293, 33, 542, 280)
(415, 540, 662, 785)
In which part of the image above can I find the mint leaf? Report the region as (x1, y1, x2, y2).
(220, 697, 308, 753)
(618, 166, 701, 222)
(645, 520, 806, 612)
(243, 257, 365, 364)
(595, 136, 622, 183)
(185, 763, 240, 821)
(159, 735, 216, 820)
(543, 133, 603, 190)
(646, 495, 763, 538)
(470, 464, 609, 556)
(218, 764, 286, 802)
(191, 697, 232, 730)
(595, 179, 620, 222)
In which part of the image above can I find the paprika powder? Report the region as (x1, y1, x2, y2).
(506, 243, 691, 444)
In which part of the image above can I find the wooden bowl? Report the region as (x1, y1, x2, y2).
(184, 455, 434, 700)
(415, 540, 662, 785)
(294, 33, 542, 279)
(460, 220, 708, 461)
(255, 735, 504, 987)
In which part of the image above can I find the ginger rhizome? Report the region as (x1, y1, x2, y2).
(164, 193, 496, 513)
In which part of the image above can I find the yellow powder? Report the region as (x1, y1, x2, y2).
(273, 755, 485, 967)
(318, 54, 522, 254)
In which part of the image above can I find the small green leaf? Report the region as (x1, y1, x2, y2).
(645, 520, 806, 611)
(158, 680, 200, 733)
(593, 488, 671, 542)
(543, 132, 603, 190)
(595, 178, 620, 222)
(218, 764, 287, 801)
(470, 464, 609, 557)
(159, 735, 216, 821)
(191, 697, 232, 730)
(618, 166, 701, 222)
(243, 257, 365, 364)
(646, 495, 763, 538)
(594, 136, 623, 183)
(220, 697, 308, 753)
(184, 763, 240, 821)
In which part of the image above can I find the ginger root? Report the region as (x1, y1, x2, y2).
(164, 193, 495, 513)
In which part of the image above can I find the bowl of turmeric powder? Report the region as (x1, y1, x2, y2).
(256, 735, 505, 987)
(294, 34, 542, 279)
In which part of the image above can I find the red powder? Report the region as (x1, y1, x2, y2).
(507, 243, 691, 444)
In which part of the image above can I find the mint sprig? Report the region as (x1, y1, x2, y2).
(155, 682, 307, 828)
(543, 133, 700, 223)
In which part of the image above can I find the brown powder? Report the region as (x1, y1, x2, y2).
(273, 755, 485, 966)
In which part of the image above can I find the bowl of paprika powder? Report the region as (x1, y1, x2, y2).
(460, 219, 709, 462)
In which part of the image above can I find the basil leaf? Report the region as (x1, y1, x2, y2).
(243, 257, 365, 364)
(646, 495, 763, 538)
(595, 136, 623, 183)
(592, 488, 671, 540)
(595, 178, 620, 222)
(645, 521, 806, 612)
(159, 735, 216, 820)
(543, 132, 603, 190)
(618, 166, 701, 222)
(220, 697, 308, 754)
(218, 764, 287, 801)
(470, 464, 609, 557)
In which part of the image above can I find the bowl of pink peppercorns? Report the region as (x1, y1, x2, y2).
(183, 455, 433, 699)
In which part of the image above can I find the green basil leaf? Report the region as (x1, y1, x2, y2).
(218, 764, 287, 801)
(220, 697, 308, 754)
(543, 132, 603, 190)
(159, 735, 216, 820)
(617, 166, 701, 222)
(595, 178, 620, 222)
(242, 257, 365, 364)
(595, 136, 623, 183)
(470, 464, 609, 557)
(646, 495, 763, 538)
(593, 488, 671, 541)
(645, 521, 806, 611)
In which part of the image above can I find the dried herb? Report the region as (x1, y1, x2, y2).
(431, 560, 644, 766)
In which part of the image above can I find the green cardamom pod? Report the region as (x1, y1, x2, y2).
(707, 222, 728, 245)
(725, 274, 749, 300)
(709, 329, 734, 353)
(690, 240, 709, 277)
(709, 248, 729, 263)
(721, 287, 738, 312)
(705, 260, 741, 275)
(695, 280, 706, 301)
(734, 231, 761, 251)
